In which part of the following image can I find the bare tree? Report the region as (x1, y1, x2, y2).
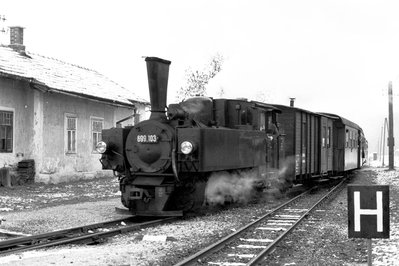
(176, 54, 224, 101)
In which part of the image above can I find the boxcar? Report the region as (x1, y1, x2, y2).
(273, 105, 335, 184)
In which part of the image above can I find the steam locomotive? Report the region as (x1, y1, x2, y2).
(96, 57, 367, 216)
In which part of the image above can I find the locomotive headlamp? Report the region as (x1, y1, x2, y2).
(181, 141, 194, 155)
(96, 141, 107, 154)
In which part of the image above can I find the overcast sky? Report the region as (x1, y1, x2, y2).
(2, 0, 399, 155)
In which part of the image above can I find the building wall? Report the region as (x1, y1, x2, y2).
(39, 91, 147, 182)
(0, 77, 148, 183)
(0, 78, 35, 166)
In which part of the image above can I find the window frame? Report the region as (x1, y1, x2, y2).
(0, 109, 14, 153)
(65, 114, 77, 154)
(90, 117, 104, 153)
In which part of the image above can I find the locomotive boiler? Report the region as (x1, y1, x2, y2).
(96, 57, 282, 216)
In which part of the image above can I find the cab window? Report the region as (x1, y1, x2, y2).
(259, 112, 266, 131)
(240, 108, 253, 125)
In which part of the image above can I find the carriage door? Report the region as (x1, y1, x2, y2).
(320, 117, 328, 174)
(262, 111, 279, 169)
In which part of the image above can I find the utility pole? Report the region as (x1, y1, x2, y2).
(378, 126, 384, 161)
(388, 81, 395, 170)
(382, 118, 387, 167)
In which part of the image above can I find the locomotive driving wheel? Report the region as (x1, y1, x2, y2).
(173, 178, 206, 213)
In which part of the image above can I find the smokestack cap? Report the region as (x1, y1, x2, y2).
(145, 57, 171, 65)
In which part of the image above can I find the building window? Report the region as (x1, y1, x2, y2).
(91, 118, 103, 152)
(66, 115, 77, 153)
(0, 111, 13, 153)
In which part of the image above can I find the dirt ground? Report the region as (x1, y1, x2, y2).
(0, 176, 120, 212)
(0, 167, 398, 265)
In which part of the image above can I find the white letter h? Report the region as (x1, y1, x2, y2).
(354, 191, 383, 232)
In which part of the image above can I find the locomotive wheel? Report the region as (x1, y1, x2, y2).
(173, 180, 206, 213)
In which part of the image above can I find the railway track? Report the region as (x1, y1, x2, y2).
(175, 178, 347, 266)
(0, 216, 178, 256)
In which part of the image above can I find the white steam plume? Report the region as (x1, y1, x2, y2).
(205, 170, 258, 205)
(204, 156, 296, 206)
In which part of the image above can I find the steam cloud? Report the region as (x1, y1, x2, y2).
(204, 156, 296, 206)
(205, 170, 258, 205)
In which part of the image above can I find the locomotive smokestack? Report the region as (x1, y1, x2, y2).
(145, 57, 171, 120)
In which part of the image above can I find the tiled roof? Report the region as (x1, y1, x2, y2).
(0, 46, 148, 106)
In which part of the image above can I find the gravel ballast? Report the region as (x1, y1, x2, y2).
(0, 167, 398, 265)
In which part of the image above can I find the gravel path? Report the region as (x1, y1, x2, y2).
(0, 167, 398, 265)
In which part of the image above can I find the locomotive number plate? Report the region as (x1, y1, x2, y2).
(137, 134, 158, 143)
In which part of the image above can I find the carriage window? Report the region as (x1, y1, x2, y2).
(327, 127, 331, 148)
(351, 131, 354, 148)
(349, 131, 353, 148)
(355, 132, 358, 147)
(354, 132, 357, 147)
(346, 130, 349, 147)
(322, 126, 326, 148)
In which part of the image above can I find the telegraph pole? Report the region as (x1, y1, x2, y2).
(379, 125, 383, 161)
(388, 81, 395, 170)
(382, 118, 387, 167)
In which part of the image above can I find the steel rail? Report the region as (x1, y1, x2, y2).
(0, 216, 136, 250)
(247, 177, 347, 265)
(0, 217, 177, 256)
(174, 188, 314, 266)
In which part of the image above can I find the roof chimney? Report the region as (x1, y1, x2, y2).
(289, 97, 295, 107)
(9, 26, 26, 53)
